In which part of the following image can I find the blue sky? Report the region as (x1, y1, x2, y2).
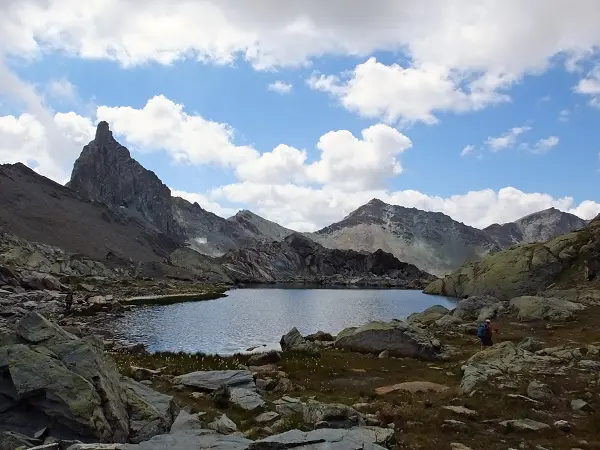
(0, 1, 599, 231)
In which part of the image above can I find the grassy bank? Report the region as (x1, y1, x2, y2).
(122, 289, 228, 306)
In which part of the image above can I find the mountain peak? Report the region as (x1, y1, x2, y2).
(366, 198, 388, 207)
(94, 121, 113, 143)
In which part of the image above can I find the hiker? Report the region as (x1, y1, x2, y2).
(64, 292, 73, 313)
(477, 318, 495, 349)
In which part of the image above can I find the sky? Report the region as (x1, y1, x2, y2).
(0, 1, 599, 232)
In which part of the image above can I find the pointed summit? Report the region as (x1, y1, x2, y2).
(94, 121, 113, 143)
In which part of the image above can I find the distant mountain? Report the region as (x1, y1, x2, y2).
(219, 232, 435, 287)
(308, 199, 501, 276)
(484, 207, 587, 248)
(68, 121, 287, 257)
(227, 210, 294, 242)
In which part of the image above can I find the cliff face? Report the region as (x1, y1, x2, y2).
(219, 233, 436, 287)
(67, 121, 178, 236)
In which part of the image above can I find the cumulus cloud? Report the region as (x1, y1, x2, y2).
(487, 126, 531, 151)
(97, 95, 259, 167)
(525, 136, 560, 154)
(0, 1, 599, 125)
(0, 112, 94, 182)
(267, 81, 293, 94)
(575, 64, 600, 108)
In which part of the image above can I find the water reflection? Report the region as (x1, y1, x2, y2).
(112, 288, 456, 355)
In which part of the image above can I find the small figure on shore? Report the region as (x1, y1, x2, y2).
(477, 318, 497, 350)
(64, 292, 73, 313)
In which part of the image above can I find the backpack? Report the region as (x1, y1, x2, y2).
(477, 323, 489, 338)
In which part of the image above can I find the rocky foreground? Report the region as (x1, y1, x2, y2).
(2, 282, 600, 449)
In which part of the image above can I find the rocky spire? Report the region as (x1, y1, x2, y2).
(94, 121, 113, 143)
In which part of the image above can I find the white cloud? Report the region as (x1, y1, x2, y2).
(460, 145, 475, 157)
(97, 95, 259, 167)
(0, 1, 599, 126)
(558, 109, 570, 122)
(307, 58, 511, 125)
(236, 144, 307, 184)
(575, 64, 600, 108)
(528, 136, 560, 154)
(267, 81, 293, 94)
(0, 112, 94, 182)
(170, 188, 237, 217)
(211, 183, 600, 231)
(487, 126, 531, 151)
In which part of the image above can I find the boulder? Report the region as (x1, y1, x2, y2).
(121, 377, 179, 443)
(510, 296, 585, 321)
(247, 350, 281, 367)
(0, 312, 129, 443)
(273, 396, 305, 416)
(229, 388, 266, 411)
(20, 273, 62, 291)
(452, 295, 501, 321)
(169, 410, 204, 433)
(406, 305, 450, 326)
(518, 337, 545, 352)
(460, 341, 559, 393)
(302, 400, 365, 429)
(255, 412, 279, 424)
(208, 414, 238, 434)
(280, 328, 321, 355)
(334, 321, 444, 360)
(526, 381, 554, 402)
(172, 370, 255, 392)
(305, 331, 335, 342)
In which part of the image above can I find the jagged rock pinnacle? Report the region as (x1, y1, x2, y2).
(95, 121, 113, 143)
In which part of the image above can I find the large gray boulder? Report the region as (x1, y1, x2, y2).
(406, 305, 449, 326)
(452, 295, 502, 321)
(460, 341, 561, 393)
(121, 377, 180, 443)
(510, 296, 585, 321)
(280, 327, 321, 355)
(0, 312, 129, 443)
(334, 321, 444, 360)
(172, 370, 255, 391)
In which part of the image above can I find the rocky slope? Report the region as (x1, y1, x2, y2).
(227, 210, 294, 242)
(424, 214, 600, 299)
(219, 232, 435, 287)
(0, 162, 177, 264)
(309, 199, 501, 276)
(484, 207, 587, 248)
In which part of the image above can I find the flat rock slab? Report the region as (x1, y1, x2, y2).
(499, 419, 550, 432)
(273, 396, 305, 416)
(442, 405, 478, 417)
(173, 370, 255, 391)
(255, 411, 280, 424)
(230, 388, 266, 411)
(375, 381, 450, 395)
(257, 427, 390, 449)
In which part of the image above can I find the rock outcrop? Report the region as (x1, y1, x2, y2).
(510, 295, 585, 321)
(424, 215, 600, 299)
(0, 312, 130, 442)
(334, 320, 444, 360)
(220, 233, 435, 287)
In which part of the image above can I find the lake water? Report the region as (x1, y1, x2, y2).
(112, 288, 456, 355)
